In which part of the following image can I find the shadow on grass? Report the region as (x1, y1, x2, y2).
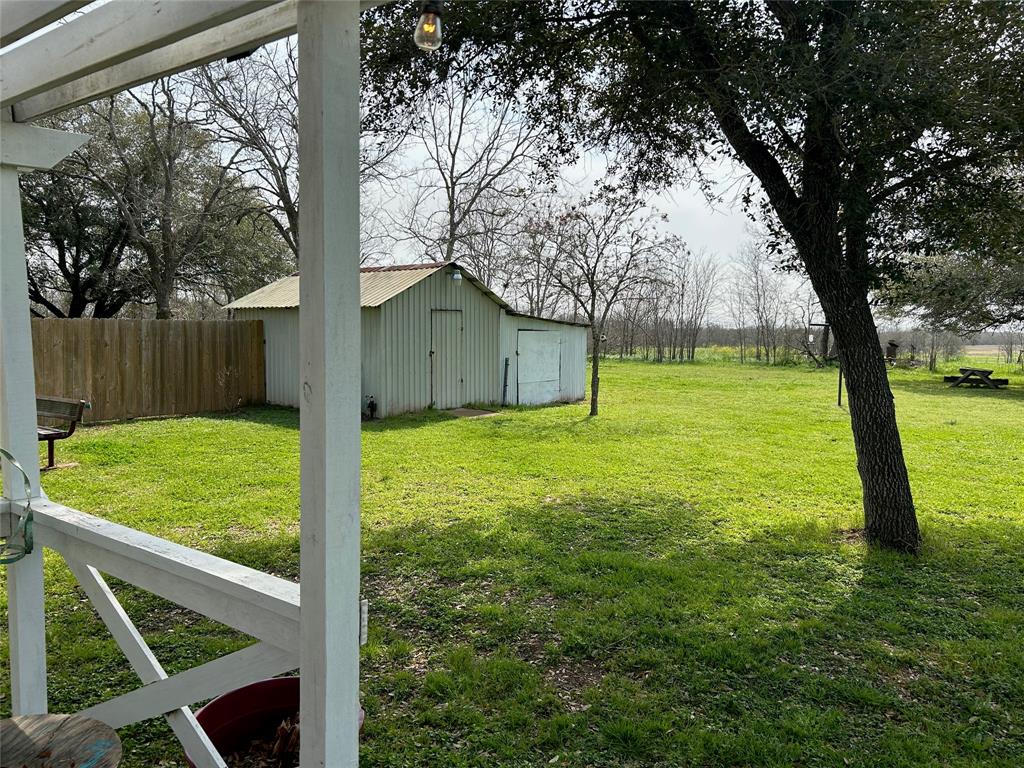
(352, 496, 1024, 764)
(217, 405, 466, 433)
(215, 495, 1020, 675)
(77, 400, 591, 441)
(220, 403, 596, 437)
(74, 405, 303, 432)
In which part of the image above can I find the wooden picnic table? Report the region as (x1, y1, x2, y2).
(0, 714, 121, 767)
(944, 368, 1009, 389)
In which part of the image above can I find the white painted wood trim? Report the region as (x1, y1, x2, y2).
(0, 0, 277, 107)
(0, 1, 88, 47)
(298, 2, 363, 765)
(1, 499, 14, 537)
(166, 709, 229, 768)
(12, 0, 391, 122)
(13, 1, 297, 122)
(0, 157, 46, 715)
(0, 122, 89, 170)
(30, 499, 301, 650)
(65, 558, 228, 768)
(80, 641, 298, 729)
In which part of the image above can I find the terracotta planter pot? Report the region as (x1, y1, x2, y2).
(186, 677, 364, 766)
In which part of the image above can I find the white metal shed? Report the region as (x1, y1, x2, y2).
(227, 262, 588, 417)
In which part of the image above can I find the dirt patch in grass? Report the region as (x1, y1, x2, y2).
(834, 527, 865, 544)
(545, 657, 605, 712)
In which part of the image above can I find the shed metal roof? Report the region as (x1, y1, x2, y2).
(505, 310, 591, 328)
(226, 262, 495, 310)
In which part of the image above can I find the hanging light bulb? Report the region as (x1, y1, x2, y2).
(414, 0, 443, 52)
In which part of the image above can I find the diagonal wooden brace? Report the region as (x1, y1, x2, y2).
(65, 557, 230, 768)
(79, 638, 298, 730)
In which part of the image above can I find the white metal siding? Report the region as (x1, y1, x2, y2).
(238, 306, 379, 410)
(500, 313, 587, 405)
(238, 273, 585, 415)
(236, 307, 300, 406)
(559, 323, 588, 402)
(378, 268, 503, 415)
(430, 310, 464, 408)
(361, 307, 382, 414)
(517, 330, 561, 404)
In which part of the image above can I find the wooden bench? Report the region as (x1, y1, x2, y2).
(37, 395, 87, 469)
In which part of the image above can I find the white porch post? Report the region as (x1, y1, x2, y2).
(1, 116, 88, 715)
(1, 159, 47, 716)
(2, 128, 44, 715)
(297, 1, 362, 766)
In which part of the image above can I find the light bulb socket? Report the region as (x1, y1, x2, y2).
(419, 0, 443, 17)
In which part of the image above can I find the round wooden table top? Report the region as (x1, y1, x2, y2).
(0, 714, 122, 768)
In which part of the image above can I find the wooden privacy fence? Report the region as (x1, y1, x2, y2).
(32, 319, 266, 422)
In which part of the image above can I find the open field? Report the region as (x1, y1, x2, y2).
(963, 345, 1005, 357)
(2, 359, 1022, 767)
(962, 345, 1021, 370)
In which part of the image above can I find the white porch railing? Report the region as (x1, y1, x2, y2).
(3, 499, 304, 768)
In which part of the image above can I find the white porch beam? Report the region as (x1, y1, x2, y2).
(0, 1, 88, 47)
(297, 1, 362, 766)
(80, 641, 298, 729)
(0, 121, 89, 170)
(13, 0, 297, 122)
(0, 0, 278, 107)
(168, 709, 229, 768)
(0, 113, 49, 715)
(12, 0, 390, 123)
(65, 558, 228, 768)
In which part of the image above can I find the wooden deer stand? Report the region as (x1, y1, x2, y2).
(1, 2, 381, 765)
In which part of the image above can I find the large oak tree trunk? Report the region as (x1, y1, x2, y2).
(154, 295, 173, 320)
(815, 281, 921, 553)
(590, 331, 601, 416)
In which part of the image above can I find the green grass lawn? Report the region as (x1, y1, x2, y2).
(2, 359, 1022, 767)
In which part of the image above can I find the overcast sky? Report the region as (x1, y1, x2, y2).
(568, 151, 756, 263)
(653, 181, 753, 260)
(386, 143, 758, 267)
(386, 146, 757, 268)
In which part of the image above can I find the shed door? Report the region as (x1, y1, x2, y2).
(431, 310, 464, 408)
(517, 330, 561, 405)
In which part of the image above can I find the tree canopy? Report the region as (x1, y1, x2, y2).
(21, 163, 140, 318)
(879, 179, 1024, 332)
(23, 87, 292, 319)
(366, 1, 1023, 286)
